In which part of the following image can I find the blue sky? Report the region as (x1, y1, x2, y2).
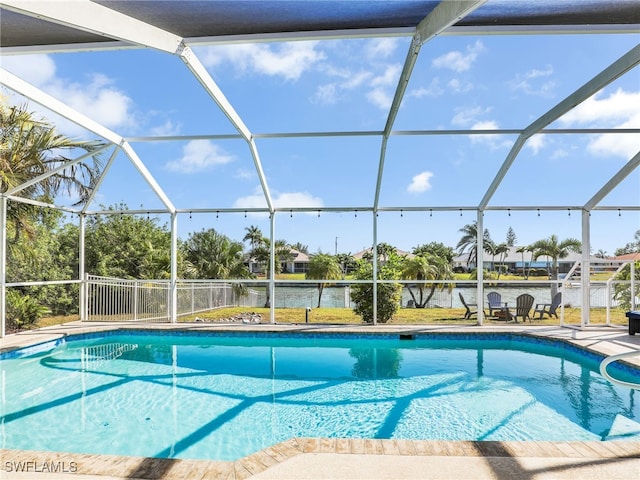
(2, 30, 639, 256)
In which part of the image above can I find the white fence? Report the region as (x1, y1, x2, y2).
(84, 274, 636, 324)
(85, 276, 261, 322)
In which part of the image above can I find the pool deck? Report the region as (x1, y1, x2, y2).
(2, 321, 640, 480)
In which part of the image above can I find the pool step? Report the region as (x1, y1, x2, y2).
(604, 414, 640, 440)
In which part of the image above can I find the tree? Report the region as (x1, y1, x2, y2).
(494, 243, 510, 279)
(614, 230, 640, 256)
(242, 225, 263, 250)
(613, 261, 640, 311)
(377, 242, 396, 263)
(335, 252, 357, 277)
(351, 253, 402, 324)
(1, 104, 104, 242)
(290, 242, 309, 255)
(412, 242, 454, 263)
(248, 237, 293, 307)
(456, 222, 491, 269)
(305, 253, 342, 307)
(6, 209, 79, 317)
(530, 235, 581, 282)
(506, 227, 517, 247)
(400, 253, 453, 308)
(183, 228, 251, 280)
(85, 205, 178, 279)
(1, 103, 104, 328)
(516, 245, 533, 279)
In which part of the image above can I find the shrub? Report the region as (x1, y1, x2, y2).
(6, 290, 51, 330)
(350, 260, 401, 324)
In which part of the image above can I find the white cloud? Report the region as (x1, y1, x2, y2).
(526, 134, 546, 155)
(234, 190, 323, 211)
(432, 40, 485, 72)
(509, 64, 556, 97)
(587, 129, 639, 159)
(367, 88, 393, 110)
(470, 120, 511, 150)
(407, 171, 434, 193)
(409, 77, 445, 98)
(165, 140, 235, 173)
(149, 119, 181, 136)
(2, 54, 56, 86)
(234, 168, 255, 180)
(48, 73, 134, 129)
(312, 83, 339, 105)
(560, 88, 640, 126)
(199, 41, 325, 81)
(370, 64, 400, 88)
(2, 54, 135, 135)
(448, 78, 474, 94)
(559, 88, 640, 158)
(365, 38, 399, 60)
(451, 106, 492, 127)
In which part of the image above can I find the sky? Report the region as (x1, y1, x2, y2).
(2, 28, 639, 257)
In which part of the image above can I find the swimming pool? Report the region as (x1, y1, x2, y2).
(2, 330, 639, 461)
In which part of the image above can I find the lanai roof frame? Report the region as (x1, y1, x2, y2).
(0, 1, 638, 333)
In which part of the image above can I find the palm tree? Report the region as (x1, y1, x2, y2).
(184, 228, 251, 280)
(400, 254, 453, 308)
(1, 103, 105, 243)
(243, 225, 263, 250)
(290, 242, 309, 254)
(335, 252, 356, 278)
(377, 242, 396, 264)
(306, 253, 342, 307)
(530, 235, 581, 296)
(456, 222, 491, 269)
(516, 245, 533, 279)
(484, 239, 497, 271)
(249, 237, 293, 307)
(494, 243, 510, 279)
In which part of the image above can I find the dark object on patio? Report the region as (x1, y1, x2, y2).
(627, 311, 640, 335)
(533, 292, 562, 319)
(487, 291, 502, 317)
(510, 293, 535, 323)
(459, 293, 478, 319)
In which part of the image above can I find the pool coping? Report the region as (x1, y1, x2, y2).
(2, 322, 640, 479)
(2, 439, 640, 479)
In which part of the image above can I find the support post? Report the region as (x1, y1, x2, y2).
(476, 210, 484, 325)
(79, 213, 86, 321)
(581, 210, 591, 328)
(0, 195, 6, 338)
(372, 210, 378, 326)
(170, 212, 178, 323)
(269, 213, 276, 324)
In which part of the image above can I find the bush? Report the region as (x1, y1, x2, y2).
(6, 290, 51, 330)
(613, 261, 640, 311)
(350, 260, 402, 323)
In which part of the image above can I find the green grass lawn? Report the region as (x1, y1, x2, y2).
(31, 303, 630, 330)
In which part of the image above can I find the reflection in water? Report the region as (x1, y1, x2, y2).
(3, 334, 639, 462)
(349, 348, 402, 379)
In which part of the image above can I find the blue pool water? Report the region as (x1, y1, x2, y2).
(1, 330, 639, 461)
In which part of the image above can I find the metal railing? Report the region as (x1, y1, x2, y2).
(84, 275, 261, 322)
(600, 350, 640, 390)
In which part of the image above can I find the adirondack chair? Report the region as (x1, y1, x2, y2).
(459, 292, 478, 319)
(486, 291, 503, 317)
(510, 293, 535, 323)
(533, 292, 562, 319)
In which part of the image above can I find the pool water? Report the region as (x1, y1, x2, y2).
(2, 331, 639, 461)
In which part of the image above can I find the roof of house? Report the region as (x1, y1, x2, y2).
(613, 252, 640, 261)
